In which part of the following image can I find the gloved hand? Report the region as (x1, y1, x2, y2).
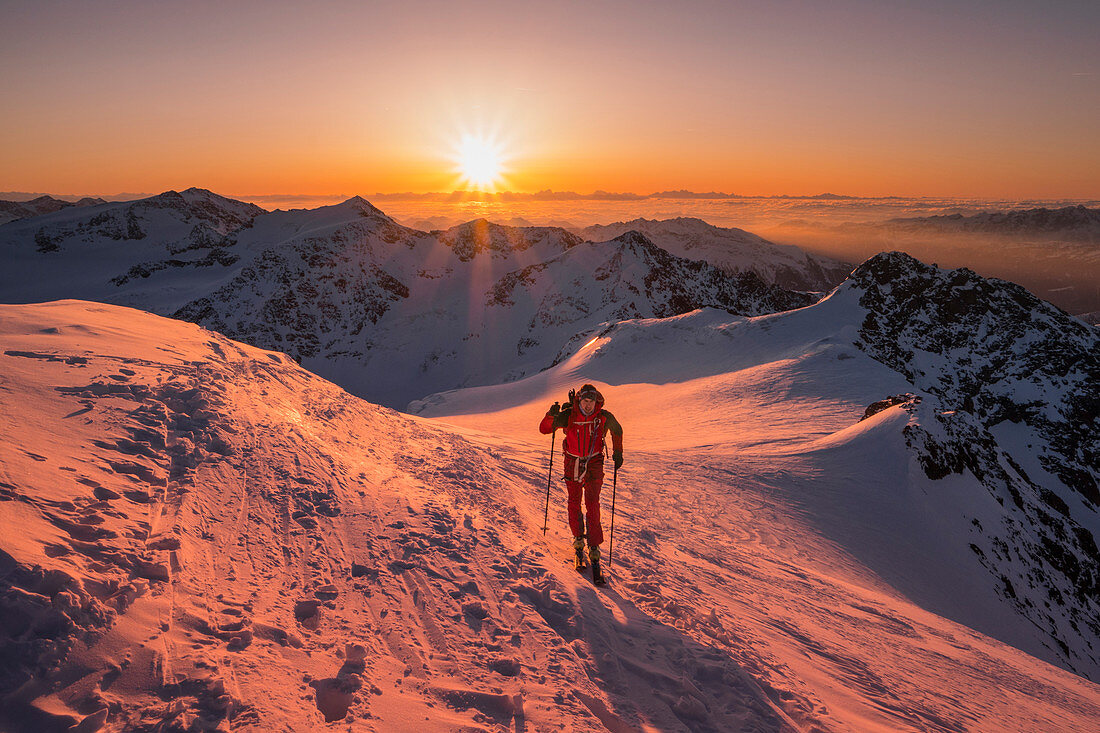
(559, 402, 572, 415)
(612, 451, 623, 469)
(548, 402, 560, 416)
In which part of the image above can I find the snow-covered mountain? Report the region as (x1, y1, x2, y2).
(0, 195, 107, 226)
(2, 196, 814, 409)
(176, 220, 810, 409)
(849, 253, 1100, 672)
(580, 217, 852, 291)
(418, 252, 1100, 681)
(885, 205, 1100, 242)
(0, 188, 266, 313)
(3, 188, 263, 253)
(4, 297, 1099, 732)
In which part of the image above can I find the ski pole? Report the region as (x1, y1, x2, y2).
(542, 427, 556, 535)
(608, 464, 618, 573)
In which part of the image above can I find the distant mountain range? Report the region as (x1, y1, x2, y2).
(883, 206, 1100, 242)
(781, 205, 1100, 318)
(0, 188, 839, 408)
(0, 195, 107, 225)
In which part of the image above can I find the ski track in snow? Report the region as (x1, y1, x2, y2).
(1, 301, 1099, 732)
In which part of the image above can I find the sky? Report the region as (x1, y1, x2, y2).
(2, 0, 1098, 199)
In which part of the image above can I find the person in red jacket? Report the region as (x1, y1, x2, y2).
(539, 384, 624, 584)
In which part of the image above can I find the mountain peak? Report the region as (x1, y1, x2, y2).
(848, 250, 932, 284)
(608, 229, 655, 248)
(341, 195, 386, 214)
(450, 217, 495, 231)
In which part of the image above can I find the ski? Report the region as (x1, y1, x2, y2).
(589, 548, 606, 586)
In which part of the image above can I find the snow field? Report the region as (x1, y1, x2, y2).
(2, 297, 1098, 731)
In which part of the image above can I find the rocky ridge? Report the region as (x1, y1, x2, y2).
(2, 193, 823, 408)
(581, 216, 852, 291)
(848, 252, 1100, 677)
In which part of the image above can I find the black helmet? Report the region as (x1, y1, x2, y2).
(576, 384, 603, 403)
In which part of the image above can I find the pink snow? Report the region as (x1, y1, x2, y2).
(1, 299, 1098, 731)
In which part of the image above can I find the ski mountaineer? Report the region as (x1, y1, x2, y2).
(539, 384, 624, 585)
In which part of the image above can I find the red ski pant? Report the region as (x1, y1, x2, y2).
(564, 455, 604, 546)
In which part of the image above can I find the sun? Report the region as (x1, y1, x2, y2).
(453, 133, 506, 190)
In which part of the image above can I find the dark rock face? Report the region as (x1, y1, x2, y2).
(851, 252, 1099, 505)
(849, 251, 1100, 678)
(491, 231, 815, 323)
(173, 228, 413, 361)
(860, 393, 921, 421)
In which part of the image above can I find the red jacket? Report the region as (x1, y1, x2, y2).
(540, 398, 623, 459)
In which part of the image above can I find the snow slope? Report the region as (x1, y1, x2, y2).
(3, 298, 1098, 732)
(417, 254, 1100, 682)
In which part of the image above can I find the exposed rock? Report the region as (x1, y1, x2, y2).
(849, 251, 1100, 676)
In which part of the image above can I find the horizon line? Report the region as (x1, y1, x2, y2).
(5, 188, 1100, 206)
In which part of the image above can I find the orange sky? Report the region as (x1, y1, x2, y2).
(2, 1, 1098, 199)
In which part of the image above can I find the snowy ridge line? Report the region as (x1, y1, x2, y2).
(580, 216, 852, 291)
(0, 195, 108, 226)
(416, 252, 1099, 687)
(1, 190, 832, 409)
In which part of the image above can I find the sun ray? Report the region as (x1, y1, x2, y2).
(450, 132, 508, 191)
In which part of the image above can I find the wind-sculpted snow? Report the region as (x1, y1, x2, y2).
(5, 301, 1100, 731)
(847, 251, 1100, 677)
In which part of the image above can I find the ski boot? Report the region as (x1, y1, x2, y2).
(573, 536, 587, 572)
(589, 546, 606, 586)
